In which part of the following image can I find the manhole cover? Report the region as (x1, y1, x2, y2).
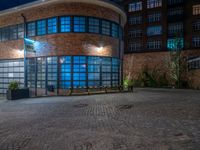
(73, 104, 88, 108)
(116, 104, 133, 110)
(74, 142, 93, 150)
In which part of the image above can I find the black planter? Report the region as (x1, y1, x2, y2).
(6, 88, 30, 100)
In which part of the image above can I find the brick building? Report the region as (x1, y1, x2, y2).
(121, 0, 200, 88)
(0, 0, 126, 96)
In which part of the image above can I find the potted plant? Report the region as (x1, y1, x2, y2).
(6, 81, 29, 100)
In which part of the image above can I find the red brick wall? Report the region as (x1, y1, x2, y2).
(123, 50, 200, 88)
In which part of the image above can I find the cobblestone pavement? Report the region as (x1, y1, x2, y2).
(0, 88, 200, 150)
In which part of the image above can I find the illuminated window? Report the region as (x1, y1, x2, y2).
(37, 20, 46, 35)
(47, 17, 57, 34)
(147, 0, 162, 9)
(73, 56, 86, 88)
(129, 1, 142, 12)
(102, 20, 110, 36)
(27, 22, 36, 37)
(74, 17, 86, 32)
(60, 16, 71, 32)
(167, 38, 184, 50)
(88, 18, 100, 33)
(147, 26, 162, 36)
(111, 23, 118, 38)
(193, 5, 200, 15)
(17, 24, 24, 39)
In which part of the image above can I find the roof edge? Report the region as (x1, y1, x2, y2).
(0, 0, 127, 25)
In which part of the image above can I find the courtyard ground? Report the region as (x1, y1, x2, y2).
(0, 88, 199, 150)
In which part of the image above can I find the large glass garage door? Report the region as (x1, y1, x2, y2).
(0, 56, 121, 96)
(0, 59, 24, 95)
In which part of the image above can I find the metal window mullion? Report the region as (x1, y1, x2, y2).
(45, 57, 48, 95)
(57, 56, 60, 95)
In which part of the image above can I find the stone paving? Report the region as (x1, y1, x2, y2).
(0, 88, 200, 150)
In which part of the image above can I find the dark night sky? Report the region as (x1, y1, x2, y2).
(0, 0, 37, 11)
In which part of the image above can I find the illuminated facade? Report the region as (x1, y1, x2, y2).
(0, 0, 126, 96)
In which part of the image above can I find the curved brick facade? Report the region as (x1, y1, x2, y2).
(0, 2, 125, 59)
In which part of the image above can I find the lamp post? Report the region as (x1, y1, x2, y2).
(21, 14, 28, 88)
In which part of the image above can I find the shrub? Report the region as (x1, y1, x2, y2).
(8, 81, 20, 90)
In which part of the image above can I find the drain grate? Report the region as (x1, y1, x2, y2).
(74, 142, 93, 150)
(73, 104, 88, 108)
(116, 104, 133, 110)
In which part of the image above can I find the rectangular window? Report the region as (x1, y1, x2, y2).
(73, 56, 86, 88)
(128, 41, 142, 51)
(192, 36, 200, 47)
(88, 18, 100, 33)
(193, 5, 200, 15)
(47, 17, 57, 34)
(148, 12, 161, 22)
(129, 16, 142, 25)
(27, 22, 36, 37)
(37, 20, 46, 35)
(111, 23, 118, 38)
(1, 27, 10, 41)
(18, 24, 24, 39)
(102, 20, 110, 36)
(147, 40, 162, 49)
(129, 1, 142, 12)
(168, 7, 183, 16)
(167, 38, 184, 50)
(168, 22, 183, 35)
(129, 29, 142, 38)
(193, 20, 200, 31)
(147, 26, 162, 36)
(10, 25, 18, 40)
(60, 16, 71, 32)
(60, 56, 71, 89)
(102, 57, 111, 87)
(147, 0, 162, 9)
(168, 0, 183, 5)
(74, 17, 86, 32)
(88, 56, 100, 87)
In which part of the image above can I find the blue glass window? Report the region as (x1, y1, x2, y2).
(147, 25, 162, 36)
(167, 38, 184, 50)
(17, 24, 24, 39)
(73, 56, 86, 88)
(37, 20, 46, 35)
(27, 22, 36, 37)
(112, 23, 119, 38)
(10, 25, 18, 40)
(102, 20, 110, 36)
(88, 18, 100, 33)
(74, 17, 86, 32)
(48, 18, 57, 34)
(60, 56, 72, 89)
(60, 16, 71, 32)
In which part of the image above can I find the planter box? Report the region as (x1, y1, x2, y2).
(6, 88, 30, 100)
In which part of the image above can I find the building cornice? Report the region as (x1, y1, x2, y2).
(0, 0, 127, 25)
